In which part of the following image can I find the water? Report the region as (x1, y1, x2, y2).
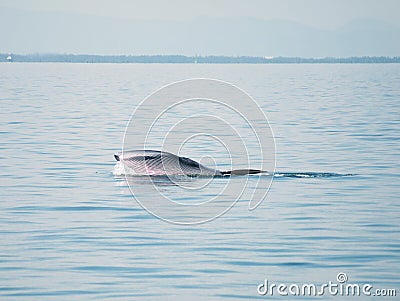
(1, 63, 399, 299)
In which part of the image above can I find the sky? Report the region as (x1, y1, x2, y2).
(1, 0, 399, 56)
(2, 0, 399, 29)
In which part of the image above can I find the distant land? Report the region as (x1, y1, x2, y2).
(1, 53, 400, 64)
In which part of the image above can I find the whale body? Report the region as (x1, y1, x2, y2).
(114, 150, 264, 176)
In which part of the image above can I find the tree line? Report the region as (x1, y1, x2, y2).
(2, 53, 400, 64)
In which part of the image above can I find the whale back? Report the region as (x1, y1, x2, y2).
(116, 150, 222, 176)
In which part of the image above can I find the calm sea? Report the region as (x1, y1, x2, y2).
(1, 63, 399, 300)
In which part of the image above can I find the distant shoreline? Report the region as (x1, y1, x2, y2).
(2, 53, 400, 64)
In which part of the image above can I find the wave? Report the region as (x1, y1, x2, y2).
(114, 163, 353, 179)
(272, 172, 354, 178)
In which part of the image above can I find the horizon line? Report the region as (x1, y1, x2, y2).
(2, 53, 400, 64)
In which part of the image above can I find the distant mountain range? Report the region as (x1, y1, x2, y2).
(1, 6, 400, 57)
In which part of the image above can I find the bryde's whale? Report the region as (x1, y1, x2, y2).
(114, 150, 265, 176)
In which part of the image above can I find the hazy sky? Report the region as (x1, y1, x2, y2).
(1, 0, 399, 29)
(1, 0, 399, 56)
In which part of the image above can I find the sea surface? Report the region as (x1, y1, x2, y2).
(0, 63, 399, 300)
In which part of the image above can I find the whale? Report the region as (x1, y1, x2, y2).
(114, 150, 264, 176)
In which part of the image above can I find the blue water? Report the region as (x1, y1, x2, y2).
(0, 63, 399, 300)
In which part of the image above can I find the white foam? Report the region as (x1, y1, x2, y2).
(113, 162, 126, 176)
